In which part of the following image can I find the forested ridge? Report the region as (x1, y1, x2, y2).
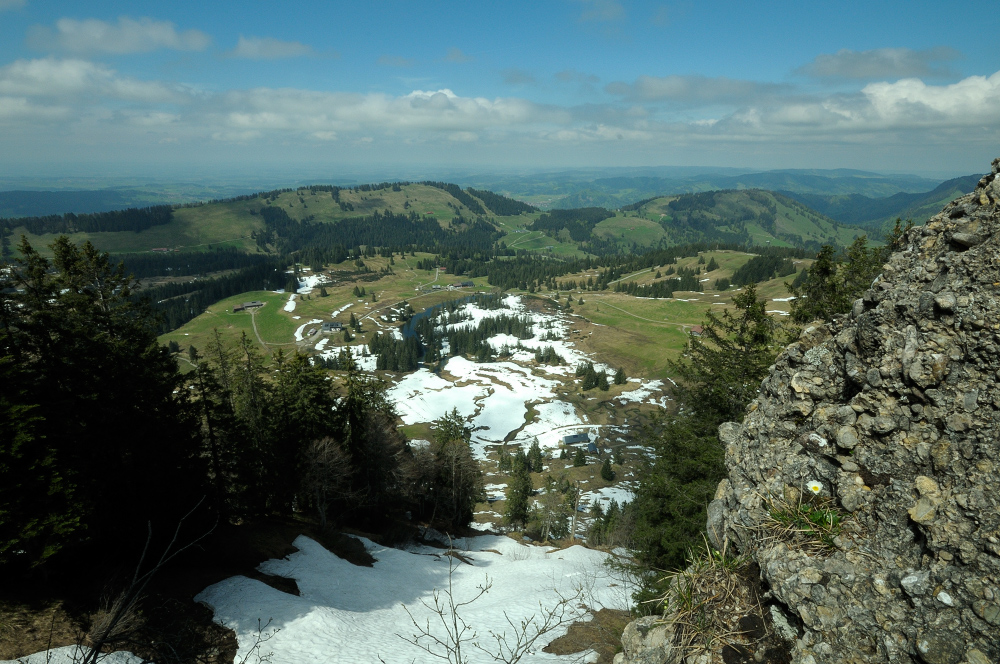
(1, 205, 174, 235)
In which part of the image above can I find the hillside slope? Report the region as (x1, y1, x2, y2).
(1, 183, 536, 256)
(781, 174, 981, 232)
(604, 189, 863, 250)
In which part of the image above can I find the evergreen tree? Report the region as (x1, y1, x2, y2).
(788, 224, 908, 324)
(632, 282, 790, 574)
(596, 370, 610, 391)
(498, 445, 513, 473)
(706, 257, 719, 271)
(572, 448, 586, 467)
(614, 367, 627, 385)
(527, 438, 544, 473)
(600, 458, 615, 482)
(0, 237, 203, 569)
(504, 450, 532, 531)
(430, 409, 484, 529)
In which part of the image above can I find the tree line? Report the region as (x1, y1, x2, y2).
(1, 205, 174, 235)
(1, 237, 485, 579)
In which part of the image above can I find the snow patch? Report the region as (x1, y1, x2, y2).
(294, 319, 322, 342)
(195, 534, 624, 664)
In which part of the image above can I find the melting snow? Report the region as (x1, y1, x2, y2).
(195, 534, 624, 664)
(283, 294, 297, 312)
(294, 319, 323, 342)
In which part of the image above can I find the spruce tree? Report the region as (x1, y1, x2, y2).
(527, 438, 543, 473)
(504, 450, 532, 531)
(632, 282, 790, 573)
(572, 448, 586, 467)
(596, 370, 610, 391)
(614, 367, 627, 385)
(600, 458, 615, 482)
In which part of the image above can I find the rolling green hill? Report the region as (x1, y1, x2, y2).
(541, 190, 865, 252)
(0, 183, 539, 257)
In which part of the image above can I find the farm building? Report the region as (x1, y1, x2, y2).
(689, 325, 704, 337)
(561, 432, 590, 446)
(233, 301, 265, 312)
(321, 321, 343, 333)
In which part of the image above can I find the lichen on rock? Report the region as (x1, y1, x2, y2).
(617, 158, 1000, 664)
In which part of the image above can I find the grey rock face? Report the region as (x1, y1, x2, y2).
(617, 158, 1000, 664)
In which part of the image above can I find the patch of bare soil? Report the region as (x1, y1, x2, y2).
(543, 607, 632, 664)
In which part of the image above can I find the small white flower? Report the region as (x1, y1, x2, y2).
(806, 480, 823, 495)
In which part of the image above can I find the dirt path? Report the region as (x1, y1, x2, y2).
(249, 305, 297, 354)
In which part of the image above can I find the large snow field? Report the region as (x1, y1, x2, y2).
(1, 648, 144, 664)
(195, 534, 625, 664)
(386, 296, 666, 458)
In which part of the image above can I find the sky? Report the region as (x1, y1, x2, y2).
(0, 0, 998, 180)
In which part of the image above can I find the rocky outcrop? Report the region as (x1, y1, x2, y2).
(617, 159, 1000, 664)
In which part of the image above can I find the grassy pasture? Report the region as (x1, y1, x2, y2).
(161, 247, 806, 380)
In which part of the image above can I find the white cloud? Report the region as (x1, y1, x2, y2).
(0, 96, 68, 122)
(0, 58, 181, 102)
(206, 88, 561, 140)
(797, 47, 961, 80)
(0, 55, 997, 173)
(0, 0, 26, 11)
(27, 16, 210, 54)
(227, 35, 314, 60)
(606, 75, 786, 104)
(862, 71, 1000, 125)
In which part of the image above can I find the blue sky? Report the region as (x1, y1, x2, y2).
(0, 0, 997, 179)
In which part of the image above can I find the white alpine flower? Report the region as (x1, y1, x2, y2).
(806, 480, 823, 495)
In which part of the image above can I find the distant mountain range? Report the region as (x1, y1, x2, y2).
(778, 174, 982, 231)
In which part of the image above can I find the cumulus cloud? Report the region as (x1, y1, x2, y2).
(606, 74, 786, 104)
(862, 71, 1000, 125)
(0, 57, 182, 102)
(797, 47, 962, 80)
(0, 0, 26, 11)
(575, 0, 625, 22)
(378, 55, 415, 67)
(443, 48, 473, 63)
(207, 87, 561, 140)
(226, 35, 314, 60)
(27, 16, 211, 54)
(502, 68, 535, 85)
(2, 52, 998, 171)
